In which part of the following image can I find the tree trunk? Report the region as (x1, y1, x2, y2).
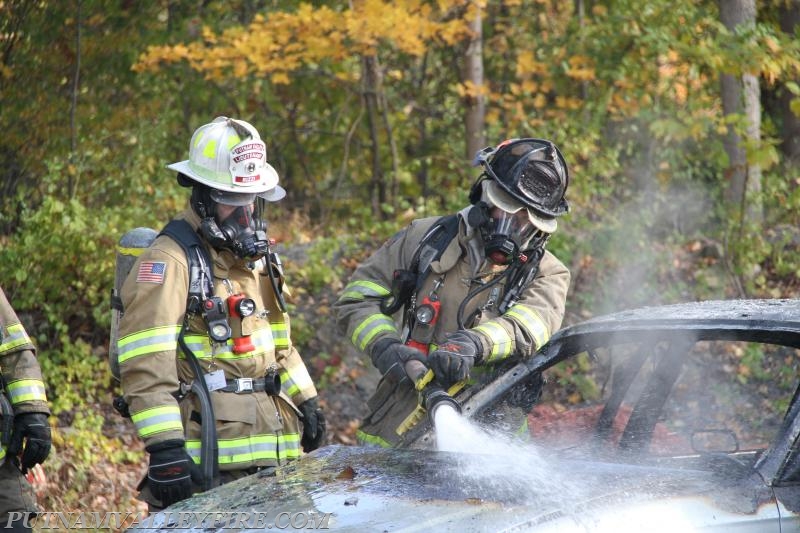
(779, 0, 800, 164)
(719, 0, 762, 227)
(362, 54, 385, 218)
(68, 0, 82, 199)
(462, 3, 485, 162)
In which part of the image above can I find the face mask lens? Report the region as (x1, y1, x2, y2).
(484, 207, 540, 264)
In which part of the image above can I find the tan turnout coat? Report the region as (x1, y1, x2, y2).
(118, 209, 317, 472)
(334, 210, 570, 446)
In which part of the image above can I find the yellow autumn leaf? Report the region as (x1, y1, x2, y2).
(271, 72, 291, 85)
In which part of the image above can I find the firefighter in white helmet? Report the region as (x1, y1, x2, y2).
(334, 138, 571, 447)
(118, 117, 324, 510)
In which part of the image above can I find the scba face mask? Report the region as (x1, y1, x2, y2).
(201, 200, 270, 260)
(483, 206, 539, 265)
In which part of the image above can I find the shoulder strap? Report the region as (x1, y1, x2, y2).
(158, 219, 220, 490)
(410, 214, 460, 287)
(159, 220, 215, 310)
(380, 214, 460, 316)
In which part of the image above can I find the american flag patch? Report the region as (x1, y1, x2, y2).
(136, 261, 166, 284)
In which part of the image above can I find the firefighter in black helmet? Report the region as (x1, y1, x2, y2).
(334, 137, 571, 447)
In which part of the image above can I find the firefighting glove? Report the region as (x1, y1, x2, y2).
(428, 330, 485, 388)
(146, 440, 199, 508)
(298, 397, 327, 453)
(8, 412, 51, 474)
(369, 337, 423, 376)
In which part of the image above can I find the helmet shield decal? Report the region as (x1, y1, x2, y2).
(229, 138, 268, 187)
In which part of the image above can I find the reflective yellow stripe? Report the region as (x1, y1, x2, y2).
(473, 322, 513, 362)
(131, 405, 183, 438)
(352, 314, 398, 351)
(118, 325, 181, 363)
(505, 304, 550, 349)
(270, 322, 288, 349)
(6, 379, 47, 404)
(0, 446, 5, 461)
(117, 245, 148, 256)
(356, 429, 392, 448)
(279, 367, 313, 397)
(0, 323, 32, 355)
(338, 280, 390, 302)
(186, 432, 302, 465)
(179, 328, 275, 360)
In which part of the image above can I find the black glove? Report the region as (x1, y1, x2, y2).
(428, 330, 484, 388)
(8, 412, 51, 474)
(369, 337, 422, 375)
(298, 397, 326, 453)
(146, 440, 197, 508)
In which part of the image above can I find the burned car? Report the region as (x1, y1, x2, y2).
(135, 299, 800, 532)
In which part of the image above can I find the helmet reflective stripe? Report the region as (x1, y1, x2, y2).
(473, 322, 514, 362)
(352, 314, 399, 351)
(506, 303, 550, 349)
(186, 433, 301, 464)
(168, 116, 285, 200)
(131, 405, 183, 438)
(6, 379, 47, 404)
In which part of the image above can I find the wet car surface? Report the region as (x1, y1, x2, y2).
(134, 299, 800, 532)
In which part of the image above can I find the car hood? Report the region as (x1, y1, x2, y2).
(134, 445, 777, 532)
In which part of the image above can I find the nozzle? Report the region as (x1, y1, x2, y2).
(423, 385, 462, 427)
(402, 359, 463, 427)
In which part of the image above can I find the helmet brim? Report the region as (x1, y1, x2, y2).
(167, 159, 281, 195)
(259, 185, 286, 202)
(483, 180, 557, 233)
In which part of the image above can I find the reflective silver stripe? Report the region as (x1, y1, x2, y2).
(6, 379, 47, 404)
(352, 314, 398, 351)
(186, 432, 302, 465)
(279, 367, 313, 397)
(338, 280, 390, 302)
(118, 325, 181, 364)
(271, 322, 289, 349)
(473, 322, 513, 362)
(131, 405, 183, 438)
(0, 323, 32, 355)
(505, 304, 550, 349)
(181, 327, 274, 360)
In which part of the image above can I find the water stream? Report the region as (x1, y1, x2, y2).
(432, 405, 582, 506)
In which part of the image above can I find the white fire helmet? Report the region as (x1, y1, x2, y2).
(168, 116, 286, 202)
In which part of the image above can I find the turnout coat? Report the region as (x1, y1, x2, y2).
(118, 208, 317, 471)
(334, 208, 570, 446)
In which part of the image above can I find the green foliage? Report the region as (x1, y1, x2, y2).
(0, 0, 799, 516)
(547, 353, 601, 403)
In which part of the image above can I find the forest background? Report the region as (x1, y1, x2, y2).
(1, 0, 799, 522)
